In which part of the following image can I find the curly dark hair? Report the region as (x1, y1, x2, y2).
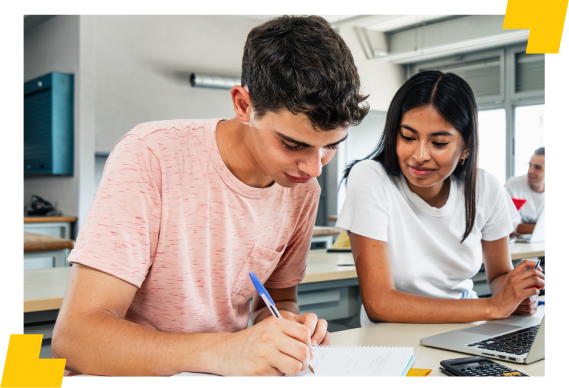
(241, 15, 369, 131)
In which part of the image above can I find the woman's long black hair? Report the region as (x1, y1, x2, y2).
(343, 70, 479, 242)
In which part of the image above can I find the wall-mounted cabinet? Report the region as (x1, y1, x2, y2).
(24, 72, 74, 175)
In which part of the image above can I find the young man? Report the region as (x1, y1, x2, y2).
(52, 16, 368, 376)
(505, 147, 545, 234)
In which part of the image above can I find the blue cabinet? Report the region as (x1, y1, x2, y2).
(24, 72, 74, 175)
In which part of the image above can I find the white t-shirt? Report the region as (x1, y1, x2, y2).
(336, 161, 520, 326)
(505, 174, 545, 224)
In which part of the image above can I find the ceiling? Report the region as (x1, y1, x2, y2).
(243, 15, 454, 33)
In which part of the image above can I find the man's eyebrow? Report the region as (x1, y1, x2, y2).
(276, 132, 349, 148)
(400, 124, 454, 137)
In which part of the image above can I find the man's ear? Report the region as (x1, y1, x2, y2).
(231, 85, 251, 124)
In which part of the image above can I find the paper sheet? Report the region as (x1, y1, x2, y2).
(291, 345, 415, 377)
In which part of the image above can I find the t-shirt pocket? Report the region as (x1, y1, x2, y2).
(232, 244, 286, 298)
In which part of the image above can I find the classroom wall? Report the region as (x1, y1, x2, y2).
(92, 15, 261, 153)
(339, 26, 406, 112)
(388, 15, 508, 54)
(23, 16, 81, 218)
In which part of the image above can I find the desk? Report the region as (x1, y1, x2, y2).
(509, 241, 545, 260)
(304, 243, 545, 283)
(25, 267, 71, 313)
(331, 300, 545, 376)
(24, 216, 77, 240)
(24, 232, 74, 269)
(24, 267, 73, 358)
(311, 226, 340, 249)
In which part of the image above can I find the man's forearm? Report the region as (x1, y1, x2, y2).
(52, 311, 230, 376)
(517, 223, 535, 234)
(252, 301, 299, 325)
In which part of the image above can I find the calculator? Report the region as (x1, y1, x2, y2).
(440, 356, 529, 377)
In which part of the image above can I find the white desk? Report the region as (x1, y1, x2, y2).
(331, 300, 545, 376)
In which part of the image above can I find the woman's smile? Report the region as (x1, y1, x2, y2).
(408, 164, 436, 177)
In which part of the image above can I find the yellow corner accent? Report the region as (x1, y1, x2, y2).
(504, 0, 569, 53)
(1, 335, 66, 388)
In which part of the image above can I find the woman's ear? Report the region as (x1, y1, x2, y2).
(463, 136, 472, 157)
(231, 85, 251, 124)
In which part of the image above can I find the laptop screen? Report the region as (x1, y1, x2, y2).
(530, 204, 545, 243)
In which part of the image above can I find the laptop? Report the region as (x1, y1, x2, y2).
(512, 204, 545, 244)
(421, 309, 544, 364)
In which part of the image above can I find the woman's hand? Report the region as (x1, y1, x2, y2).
(489, 260, 544, 319)
(512, 295, 539, 316)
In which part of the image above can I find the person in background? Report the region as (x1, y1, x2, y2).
(52, 16, 369, 376)
(505, 147, 545, 234)
(336, 71, 544, 327)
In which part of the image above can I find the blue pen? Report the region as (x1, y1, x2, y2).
(249, 271, 315, 374)
(534, 260, 545, 306)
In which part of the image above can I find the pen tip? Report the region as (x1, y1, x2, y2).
(309, 364, 315, 374)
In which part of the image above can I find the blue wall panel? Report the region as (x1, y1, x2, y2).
(24, 72, 74, 175)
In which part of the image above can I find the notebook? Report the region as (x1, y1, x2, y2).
(173, 345, 416, 377)
(291, 345, 416, 377)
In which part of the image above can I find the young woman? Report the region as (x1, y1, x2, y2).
(336, 71, 545, 326)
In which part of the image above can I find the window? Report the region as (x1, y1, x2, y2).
(514, 104, 545, 177)
(425, 57, 502, 99)
(515, 53, 545, 94)
(478, 109, 506, 184)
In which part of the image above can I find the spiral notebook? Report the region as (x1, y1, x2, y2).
(173, 345, 416, 377)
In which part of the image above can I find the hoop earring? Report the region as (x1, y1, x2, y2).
(460, 157, 466, 165)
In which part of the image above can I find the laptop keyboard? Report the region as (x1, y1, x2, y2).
(467, 325, 539, 355)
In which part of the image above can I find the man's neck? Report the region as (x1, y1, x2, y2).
(529, 181, 545, 193)
(216, 119, 274, 188)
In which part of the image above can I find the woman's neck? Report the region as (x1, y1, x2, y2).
(406, 177, 451, 209)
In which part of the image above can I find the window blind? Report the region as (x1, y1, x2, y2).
(515, 53, 544, 93)
(420, 57, 501, 99)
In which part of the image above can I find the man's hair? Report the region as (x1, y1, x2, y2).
(534, 147, 545, 156)
(241, 15, 369, 130)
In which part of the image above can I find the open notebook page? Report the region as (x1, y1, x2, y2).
(291, 345, 415, 377)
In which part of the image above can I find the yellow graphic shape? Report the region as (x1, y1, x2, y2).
(1, 335, 65, 387)
(504, 0, 569, 53)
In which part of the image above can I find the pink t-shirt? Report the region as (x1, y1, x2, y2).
(68, 119, 320, 333)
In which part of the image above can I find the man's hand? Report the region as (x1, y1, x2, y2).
(219, 316, 313, 376)
(280, 311, 331, 346)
